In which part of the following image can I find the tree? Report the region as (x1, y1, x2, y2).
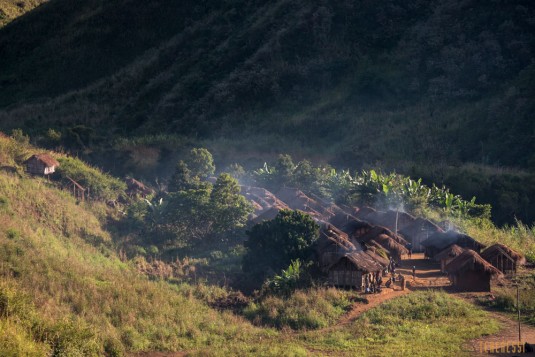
(209, 173, 253, 235)
(274, 154, 295, 187)
(187, 148, 215, 179)
(163, 186, 212, 241)
(243, 210, 319, 281)
(168, 160, 194, 192)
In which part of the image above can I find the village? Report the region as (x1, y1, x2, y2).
(23, 151, 527, 295)
(5, 143, 534, 355)
(242, 186, 527, 294)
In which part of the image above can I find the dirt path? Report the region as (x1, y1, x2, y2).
(338, 287, 410, 325)
(397, 253, 451, 289)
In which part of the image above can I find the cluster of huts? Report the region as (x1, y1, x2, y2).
(243, 187, 416, 290)
(422, 233, 526, 291)
(16, 150, 527, 293)
(244, 187, 527, 292)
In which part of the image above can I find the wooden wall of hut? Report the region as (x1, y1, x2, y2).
(327, 259, 364, 289)
(451, 271, 491, 292)
(487, 254, 516, 275)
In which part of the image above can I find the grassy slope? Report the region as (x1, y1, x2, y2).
(0, 0, 47, 27)
(0, 138, 506, 355)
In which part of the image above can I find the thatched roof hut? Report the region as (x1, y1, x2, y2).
(357, 229, 409, 263)
(372, 210, 416, 233)
(363, 248, 390, 268)
(315, 223, 356, 271)
(481, 243, 526, 274)
(434, 244, 465, 273)
(275, 187, 333, 220)
(24, 153, 60, 176)
(328, 208, 359, 231)
(327, 251, 384, 289)
(421, 231, 485, 259)
(250, 203, 289, 224)
(398, 217, 443, 252)
(357, 226, 408, 246)
(445, 250, 502, 292)
(339, 219, 374, 236)
(126, 177, 154, 197)
(354, 206, 377, 219)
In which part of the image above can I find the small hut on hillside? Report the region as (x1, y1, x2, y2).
(398, 218, 443, 253)
(445, 250, 502, 292)
(24, 153, 59, 176)
(434, 244, 465, 273)
(327, 251, 383, 289)
(481, 243, 526, 275)
(421, 231, 485, 259)
(126, 177, 154, 198)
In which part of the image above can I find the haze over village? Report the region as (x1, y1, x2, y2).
(0, 1, 534, 356)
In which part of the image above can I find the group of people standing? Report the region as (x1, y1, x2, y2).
(364, 255, 418, 293)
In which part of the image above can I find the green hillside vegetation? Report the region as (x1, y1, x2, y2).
(0, 0, 534, 224)
(1, 129, 534, 354)
(0, 0, 47, 27)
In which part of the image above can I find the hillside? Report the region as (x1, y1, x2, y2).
(0, 0, 47, 27)
(3, 135, 531, 355)
(0, 0, 534, 223)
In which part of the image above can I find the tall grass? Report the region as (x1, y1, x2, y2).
(244, 288, 358, 330)
(299, 291, 500, 356)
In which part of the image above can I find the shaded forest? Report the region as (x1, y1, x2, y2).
(0, 0, 534, 224)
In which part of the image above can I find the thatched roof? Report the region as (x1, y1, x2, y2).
(434, 244, 465, 262)
(316, 222, 356, 254)
(481, 243, 526, 265)
(363, 248, 390, 267)
(358, 229, 409, 258)
(354, 206, 377, 219)
(25, 153, 60, 167)
(329, 251, 384, 273)
(241, 186, 284, 213)
(376, 210, 416, 232)
(328, 208, 359, 230)
(275, 187, 333, 219)
(358, 226, 409, 246)
(398, 217, 443, 238)
(251, 204, 289, 224)
(126, 177, 153, 195)
(445, 250, 502, 276)
(421, 231, 485, 251)
(339, 219, 374, 235)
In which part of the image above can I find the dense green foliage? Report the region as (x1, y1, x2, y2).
(133, 149, 252, 247)
(243, 210, 319, 282)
